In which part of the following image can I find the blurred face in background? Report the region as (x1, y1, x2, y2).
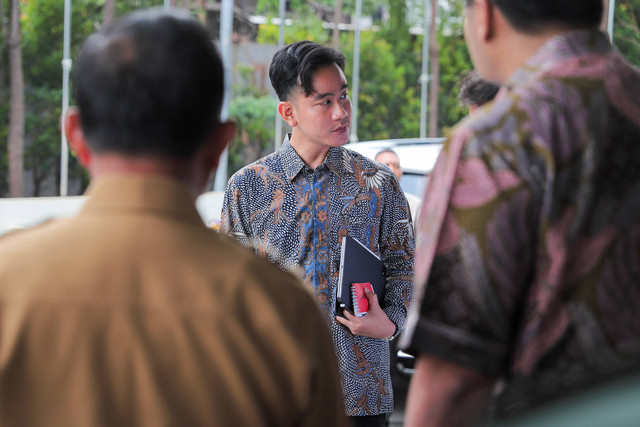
(375, 151, 402, 182)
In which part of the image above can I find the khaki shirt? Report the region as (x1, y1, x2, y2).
(0, 175, 347, 427)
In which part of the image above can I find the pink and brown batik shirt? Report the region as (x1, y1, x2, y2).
(401, 30, 640, 417)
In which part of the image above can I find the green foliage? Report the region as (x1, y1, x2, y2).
(342, 30, 422, 140)
(24, 87, 62, 196)
(614, 0, 640, 66)
(4, 0, 639, 195)
(1, 0, 165, 196)
(0, 87, 8, 196)
(436, 0, 472, 135)
(256, 0, 384, 19)
(256, 12, 330, 45)
(227, 95, 277, 176)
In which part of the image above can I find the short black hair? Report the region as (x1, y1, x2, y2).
(466, 0, 603, 33)
(375, 149, 399, 159)
(457, 70, 500, 108)
(269, 40, 346, 101)
(73, 8, 224, 158)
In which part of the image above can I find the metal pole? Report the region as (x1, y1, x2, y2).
(419, 0, 431, 139)
(273, 0, 286, 150)
(349, 0, 362, 143)
(607, 0, 616, 42)
(213, 0, 233, 191)
(60, 0, 72, 196)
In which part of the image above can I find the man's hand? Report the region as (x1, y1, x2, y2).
(335, 288, 396, 339)
(405, 354, 496, 427)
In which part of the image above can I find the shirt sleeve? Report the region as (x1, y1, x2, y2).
(220, 172, 253, 247)
(378, 173, 415, 339)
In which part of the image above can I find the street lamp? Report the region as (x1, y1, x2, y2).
(60, 0, 72, 196)
(419, 0, 431, 139)
(213, 0, 234, 191)
(273, 0, 286, 150)
(607, 0, 616, 42)
(349, 0, 362, 143)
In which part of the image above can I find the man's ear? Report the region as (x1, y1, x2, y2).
(64, 107, 92, 167)
(478, 0, 495, 41)
(278, 101, 297, 128)
(467, 0, 494, 42)
(205, 120, 237, 170)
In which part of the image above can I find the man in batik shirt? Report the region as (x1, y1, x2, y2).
(400, 0, 640, 424)
(221, 41, 414, 427)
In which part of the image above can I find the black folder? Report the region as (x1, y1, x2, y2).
(336, 235, 386, 316)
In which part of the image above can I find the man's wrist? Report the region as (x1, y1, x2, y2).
(384, 323, 397, 340)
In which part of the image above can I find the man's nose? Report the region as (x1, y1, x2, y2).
(332, 102, 349, 120)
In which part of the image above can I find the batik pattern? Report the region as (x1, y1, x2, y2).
(221, 136, 415, 416)
(403, 30, 640, 417)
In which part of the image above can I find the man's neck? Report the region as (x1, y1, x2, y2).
(492, 34, 550, 83)
(491, 21, 577, 83)
(88, 154, 203, 199)
(289, 133, 331, 170)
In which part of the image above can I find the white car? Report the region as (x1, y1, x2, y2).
(0, 191, 225, 236)
(347, 137, 445, 198)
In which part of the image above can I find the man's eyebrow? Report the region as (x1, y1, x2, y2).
(312, 84, 349, 100)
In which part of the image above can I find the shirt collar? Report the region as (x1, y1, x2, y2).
(80, 174, 204, 225)
(278, 133, 344, 182)
(505, 29, 611, 91)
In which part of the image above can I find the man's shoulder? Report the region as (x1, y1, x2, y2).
(228, 151, 284, 184)
(211, 232, 316, 305)
(339, 146, 395, 178)
(340, 145, 377, 167)
(0, 217, 73, 254)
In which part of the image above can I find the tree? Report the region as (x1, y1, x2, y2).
(103, 0, 116, 26)
(11, 0, 162, 197)
(8, 0, 25, 196)
(332, 0, 343, 48)
(614, 0, 640, 66)
(342, 29, 422, 140)
(427, 0, 438, 136)
(0, 0, 9, 195)
(436, 0, 472, 134)
(227, 95, 277, 176)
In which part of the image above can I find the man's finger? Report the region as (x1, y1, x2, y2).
(341, 308, 356, 321)
(365, 288, 379, 306)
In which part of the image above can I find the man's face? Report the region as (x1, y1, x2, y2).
(375, 151, 402, 182)
(289, 63, 351, 151)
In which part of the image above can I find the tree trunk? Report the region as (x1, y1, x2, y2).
(195, 0, 207, 23)
(428, 0, 439, 137)
(103, 0, 116, 27)
(8, 0, 25, 197)
(332, 0, 343, 49)
(0, 0, 6, 86)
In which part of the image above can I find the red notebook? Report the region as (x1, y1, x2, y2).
(352, 282, 374, 317)
(336, 235, 386, 317)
